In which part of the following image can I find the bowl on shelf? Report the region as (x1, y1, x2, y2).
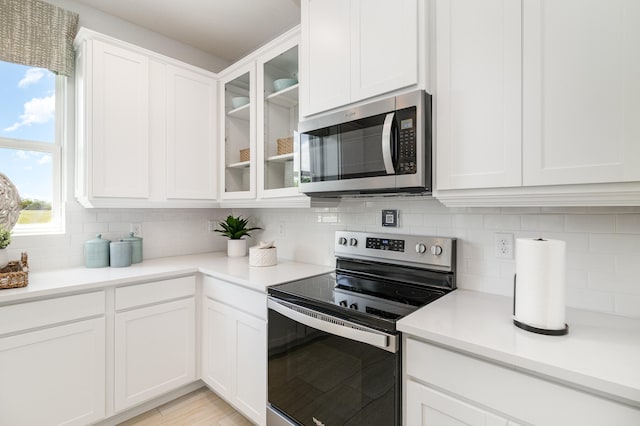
(231, 96, 249, 109)
(273, 78, 298, 92)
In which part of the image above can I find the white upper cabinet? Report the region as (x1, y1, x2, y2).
(220, 62, 257, 200)
(301, 0, 421, 117)
(76, 38, 150, 200)
(300, 0, 351, 116)
(75, 28, 218, 208)
(522, 0, 640, 186)
(165, 65, 217, 200)
(350, 0, 418, 102)
(435, 0, 522, 190)
(435, 0, 640, 205)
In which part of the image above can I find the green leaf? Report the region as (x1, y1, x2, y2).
(213, 215, 262, 239)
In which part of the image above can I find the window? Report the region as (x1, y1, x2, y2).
(0, 60, 63, 235)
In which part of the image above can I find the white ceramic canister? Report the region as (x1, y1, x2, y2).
(122, 232, 143, 264)
(84, 234, 110, 268)
(110, 241, 132, 267)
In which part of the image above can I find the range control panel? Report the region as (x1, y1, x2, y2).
(335, 231, 456, 272)
(366, 237, 405, 252)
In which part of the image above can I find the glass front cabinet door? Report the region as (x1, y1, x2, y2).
(220, 63, 256, 199)
(257, 35, 302, 199)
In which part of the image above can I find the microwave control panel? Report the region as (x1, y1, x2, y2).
(397, 107, 417, 175)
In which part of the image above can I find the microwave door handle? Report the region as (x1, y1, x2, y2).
(382, 112, 395, 174)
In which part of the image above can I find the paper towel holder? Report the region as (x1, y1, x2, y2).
(513, 274, 569, 336)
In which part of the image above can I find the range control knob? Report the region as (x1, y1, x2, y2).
(349, 238, 358, 247)
(349, 303, 358, 310)
(430, 245, 443, 256)
(339, 300, 347, 307)
(415, 243, 427, 254)
(338, 237, 348, 246)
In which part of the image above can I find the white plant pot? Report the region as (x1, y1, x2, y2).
(227, 239, 247, 257)
(0, 249, 8, 269)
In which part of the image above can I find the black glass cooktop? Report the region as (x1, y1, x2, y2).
(268, 258, 453, 333)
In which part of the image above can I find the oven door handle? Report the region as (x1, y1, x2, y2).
(381, 112, 396, 175)
(268, 297, 398, 353)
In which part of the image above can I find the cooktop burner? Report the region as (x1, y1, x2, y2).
(268, 231, 457, 333)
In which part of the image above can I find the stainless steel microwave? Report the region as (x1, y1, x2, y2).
(298, 90, 431, 196)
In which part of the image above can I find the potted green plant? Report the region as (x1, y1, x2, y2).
(214, 215, 261, 257)
(0, 225, 11, 268)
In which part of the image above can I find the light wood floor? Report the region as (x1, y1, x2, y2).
(118, 387, 253, 426)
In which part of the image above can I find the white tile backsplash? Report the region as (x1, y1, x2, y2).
(237, 197, 640, 318)
(5, 195, 640, 318)
(7, 201, 230, 271)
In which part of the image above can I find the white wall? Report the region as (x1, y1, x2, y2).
(237, 198, 640, 318)
(44, 0, 230, 72)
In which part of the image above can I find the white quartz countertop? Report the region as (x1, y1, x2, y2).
(0, 252, 334, 304)
(397, 289, 640, 407)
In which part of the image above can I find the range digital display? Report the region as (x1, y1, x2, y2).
(366, 237, 405, 252)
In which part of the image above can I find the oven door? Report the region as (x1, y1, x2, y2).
(298, 110, 398, 194)
(267, 297, 400, 426)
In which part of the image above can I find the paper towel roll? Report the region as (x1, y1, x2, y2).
(514, 238, 568, 334)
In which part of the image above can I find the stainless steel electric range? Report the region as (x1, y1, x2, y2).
(267, 231, 457, 426)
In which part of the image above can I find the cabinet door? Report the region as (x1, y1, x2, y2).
(221, 63, 257, 199)
(234, 308, 267, 426)
(406, 380, 508, 426)
(435, 0, 522, 190)
(91, 40, 150, 198)
(0, 318, 106, 426)
(166, 65, 217, 199)
(201, 298, 234, 397)
(351, 0, 418, 102)
(300, 0, 351, 116)
(523, 0, 640, 185)
(114, 298, 196, 412)
(202, 298, 267, 426)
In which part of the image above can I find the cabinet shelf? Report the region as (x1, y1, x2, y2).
(227, 160, 251, 169)
(227, 103, 250, 120)
(266, 153, 294, 163)
(266, 84, 299, 108)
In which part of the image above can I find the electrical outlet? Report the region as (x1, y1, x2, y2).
(130, 223, 143, 237)
(208, 220, 217, 233)
(278, 222, 287, 237)
(494, 232, 514, 259)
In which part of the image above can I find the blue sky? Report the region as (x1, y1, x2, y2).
(0, 60, 55, 202)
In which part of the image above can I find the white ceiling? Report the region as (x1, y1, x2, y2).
(73, 0, 301, 62)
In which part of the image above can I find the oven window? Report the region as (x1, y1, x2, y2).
(300, 112, 394, 182)
(268, 308, 399, 425)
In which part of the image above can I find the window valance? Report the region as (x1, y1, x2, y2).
(0, 0, 79, 76)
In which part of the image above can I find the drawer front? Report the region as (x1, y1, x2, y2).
(405, 338, 640, 426)
(115, 275, 196, 311)
(0, 291, 105, 335)
(202, 275, 266, 320)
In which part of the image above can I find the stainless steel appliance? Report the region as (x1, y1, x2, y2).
(267, 231, 456, 426)
(298, 90, 432, 196)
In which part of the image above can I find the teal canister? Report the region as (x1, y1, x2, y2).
(110, 241, 132, 268)
(122, 232, 143, 264)
(84, 234, 110, 268)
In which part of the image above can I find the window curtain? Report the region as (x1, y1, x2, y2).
(0, 0, 79, 76)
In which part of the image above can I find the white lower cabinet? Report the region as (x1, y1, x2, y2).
(407, 380, 514, 426)
(114, 277, 197, 412)
(0, 293, 106, 426)
(201, 276, 267, 426)
(405, 337, 640, 426)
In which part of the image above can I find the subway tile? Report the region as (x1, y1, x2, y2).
(616, 214, 640, 234)
(614, 253, 640, 276)
(614, 293, 640, 318)
(483, 214, 521, 231)
(566, 252, 615, 272)
(565, 214, 615, 233)
(566, 287, 615, 313)
(452, 214, 483, 230)
(521, 215, 565, 232)
(96, 212, 122, 223)
(589, 233, 640, 254)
